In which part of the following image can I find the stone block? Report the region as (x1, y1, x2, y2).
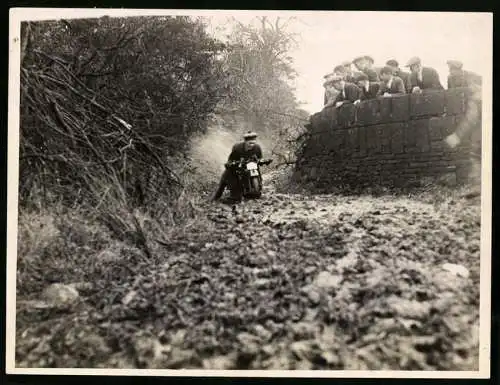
(404, 122, 417, 150)
(366, 125, 381, 154)
(347, 127, 359, 152)
(309, 115, 324, 135)
(408, 120, 430, 152)
(358, 126, 368, 156)
(379, 125, 393, 153)
(410, 90, 445, 118)
(331, 130, 347, 156)
(309, 112, 323, 130)
(390, 123, 405, 154)
(337, 103, 357, 128)
(428, 116, 456, 141)
(323, 105, 338, 128)
(379, 96, 392, 122)
(356, 99, 380, 126)
(442, 116, 459, 137)
(430, 140, 446, 152)
(310, 112, 322, 127)
(444, 88, 467, 115)
(391, 94, 410, 122)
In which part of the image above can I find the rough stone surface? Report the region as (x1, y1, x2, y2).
(41, 283, 80, 307)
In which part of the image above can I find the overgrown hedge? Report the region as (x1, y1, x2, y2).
(20, 16, 229, 209)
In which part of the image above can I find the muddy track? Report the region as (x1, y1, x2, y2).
(15, 179, 481, 370)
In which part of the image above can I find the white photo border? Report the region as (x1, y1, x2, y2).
(6, 8, 493, 378)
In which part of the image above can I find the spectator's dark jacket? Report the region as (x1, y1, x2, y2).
(359, 82, 380, 100)
(363, 67, 379, 82)
(324, 88, 339, 106)
(228, 142, 263, 162)
(394, 70, 411, 92)
(377, 76, 406, 95)
(345, 72, 359, 83)
(447, 70, 482, 89)
(334, 83, 363, 104)
(409, 67, 444, 91)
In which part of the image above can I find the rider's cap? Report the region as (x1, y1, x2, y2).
(244, 131, 257, 140)
(447, 60, 463, 70)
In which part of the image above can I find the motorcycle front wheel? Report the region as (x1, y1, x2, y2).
(250, 176, 262, 198)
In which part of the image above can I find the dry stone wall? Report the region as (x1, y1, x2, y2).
(294, 88, 480, 190)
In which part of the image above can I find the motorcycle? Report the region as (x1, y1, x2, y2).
(224, 157, 273, 199)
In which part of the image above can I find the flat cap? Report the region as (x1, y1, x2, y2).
(329, 74, 344, 83)
(334, 65, 346, 73)
(341, 60, 352, 67)
(364, 55, 375, 63)
(243, 131, 258, 140)
(323, 72, 336, 79)
(406, 56, 421, 67)
(446, 60, 463, 69)
(386, 59, 399, 67)
(352, 56, 365, 63)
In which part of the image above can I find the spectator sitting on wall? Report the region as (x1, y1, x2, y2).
(333, 64, 359, 83)
(446, 60, 482, 91)
(366, 56, 383, 81)
(330, 75, 363, 108)
(386, 59, 411, 92)
(406, 56, 444, 93)
(323, 72, 338, 105)
(364, 55, 382, 79)
(355, 73, 380, 101)
(341, 60, 360, 83)
(333, 65, 348, 78)
(352, 56, 379, 82)
(323, 78, 340, 107)
(377, 66, 406, 97)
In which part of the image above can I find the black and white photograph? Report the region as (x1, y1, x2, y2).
(6, 9, 492, 377)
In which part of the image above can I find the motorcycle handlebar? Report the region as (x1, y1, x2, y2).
(225, 158, 273, 168)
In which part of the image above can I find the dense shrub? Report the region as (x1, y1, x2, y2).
(20, 16, 229, 209)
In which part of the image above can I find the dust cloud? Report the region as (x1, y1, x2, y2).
(186, 120, 274, 190)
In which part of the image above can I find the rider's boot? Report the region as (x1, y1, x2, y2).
(212, 170, 230, 201)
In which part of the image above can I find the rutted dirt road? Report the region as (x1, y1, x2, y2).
(15, 179, 481, 370)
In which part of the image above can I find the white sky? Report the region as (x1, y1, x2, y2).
(205, 12, 492, 114)
(11, 9, 492, 115)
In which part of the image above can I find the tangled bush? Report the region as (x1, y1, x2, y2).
(20, 16, 229, 211)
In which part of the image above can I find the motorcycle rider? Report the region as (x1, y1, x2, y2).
(212, 131, 263, 201)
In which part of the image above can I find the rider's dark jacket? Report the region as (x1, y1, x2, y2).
(228, 142, 263, 162)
